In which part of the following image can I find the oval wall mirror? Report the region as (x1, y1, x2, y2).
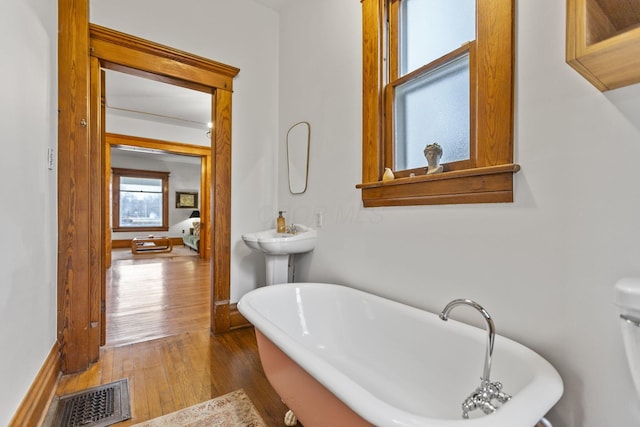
(287, 121, 311, 194)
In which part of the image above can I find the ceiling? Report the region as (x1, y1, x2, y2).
(105, 69, 211, 131)
(106, 70, 208, 165)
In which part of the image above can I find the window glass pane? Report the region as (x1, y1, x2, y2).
(119, 177, 163, 227)
(394, 53, 470, 171)
(400, 0, 476, 75)
(120, 176, 162, 193)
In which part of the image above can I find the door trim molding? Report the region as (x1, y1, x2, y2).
(57, 4, 239, 373)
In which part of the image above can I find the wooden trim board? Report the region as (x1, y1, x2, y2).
(8, 343, 60, 427)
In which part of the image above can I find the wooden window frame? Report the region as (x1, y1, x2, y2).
(358, 0, 519, 207)
(111, 167, 170, 232)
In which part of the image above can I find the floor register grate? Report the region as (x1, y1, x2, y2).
(47, 379, 131, 427)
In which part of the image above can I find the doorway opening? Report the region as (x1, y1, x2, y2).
(105, 133, 211, 347)
(56, 22, 242, 371)
(87, 24, 239, 351)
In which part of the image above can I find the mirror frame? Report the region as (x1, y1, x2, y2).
(286, 121, 311, 194)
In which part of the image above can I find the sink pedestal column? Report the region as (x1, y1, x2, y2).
(264, 254, 290, 286)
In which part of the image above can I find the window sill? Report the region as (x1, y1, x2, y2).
(112, 227, 169, 233)
(356, 164, 521, 207)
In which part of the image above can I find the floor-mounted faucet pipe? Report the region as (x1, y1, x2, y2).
(439, 298, 496, 382)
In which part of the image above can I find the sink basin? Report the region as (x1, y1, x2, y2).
(242, 224, 317, 255)
(242, 224, 317, 285)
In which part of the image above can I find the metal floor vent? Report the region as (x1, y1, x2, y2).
(49, 379, 131, 427)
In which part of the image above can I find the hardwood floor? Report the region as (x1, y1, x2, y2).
(54, 329, 289, 426)
(52, 247, 289, 426)
(106, 247, 208, 347)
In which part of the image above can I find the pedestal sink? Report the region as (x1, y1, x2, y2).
(242, 224, 317, 285)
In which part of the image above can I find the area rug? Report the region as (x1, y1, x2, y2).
(132, 389, 267, 427)
(111, 245, 198, 261)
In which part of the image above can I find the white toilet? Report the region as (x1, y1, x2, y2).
(615, 277, 640, 399)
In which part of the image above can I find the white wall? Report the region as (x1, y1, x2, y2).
(110, 150, 201, 240)
(90, 0, 280, 300)
(0, 0, 58, 423)
(6, 0, 637, 424)
(278, 1, 640, 426)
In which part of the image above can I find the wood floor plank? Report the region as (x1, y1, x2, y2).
(141, 358, 163, 422)
(131, 345, 150, 421)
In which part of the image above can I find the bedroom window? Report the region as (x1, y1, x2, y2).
(358, 0, 519, 206)
(112, 168, 170, 232)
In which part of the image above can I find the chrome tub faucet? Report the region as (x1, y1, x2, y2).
(440, 299, 511, 419)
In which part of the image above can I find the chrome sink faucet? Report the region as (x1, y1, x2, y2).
(440, 299, 511, 419)
(285, 224, 297, 235)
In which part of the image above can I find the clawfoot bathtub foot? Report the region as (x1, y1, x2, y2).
(284, 409, 298, 426)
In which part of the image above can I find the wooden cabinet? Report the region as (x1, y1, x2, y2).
(566, 0, 640, 91)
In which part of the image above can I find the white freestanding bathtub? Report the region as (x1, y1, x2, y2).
(237, 283, 563, 427)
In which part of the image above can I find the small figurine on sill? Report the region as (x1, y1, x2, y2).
(382, 167, 395, 181)
(424, 143, 443, 175)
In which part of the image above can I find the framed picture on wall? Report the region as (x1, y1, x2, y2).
(176, 191, 198, 208)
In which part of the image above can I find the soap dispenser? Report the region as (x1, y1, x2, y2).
(277, 211, 286, 233)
